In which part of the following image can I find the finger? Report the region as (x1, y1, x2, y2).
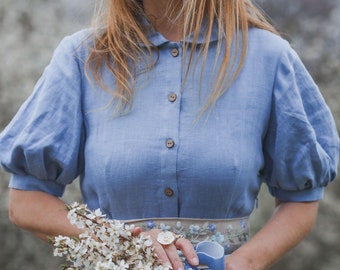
(152, 242, 173, 269)
(163, 243, 184, 270)
(140, 230, 172, 267)
(175, 238, 199, 266)
(131, 226, 142, 236)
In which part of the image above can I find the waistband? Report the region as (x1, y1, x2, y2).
(124, 217, 250, 255)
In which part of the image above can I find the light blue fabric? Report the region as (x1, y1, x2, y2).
(0, 24, 339, 220)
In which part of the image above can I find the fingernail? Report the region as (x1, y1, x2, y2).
(192, 257, 199, 265)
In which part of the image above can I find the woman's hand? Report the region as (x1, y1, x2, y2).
(133, 228, 199, 270)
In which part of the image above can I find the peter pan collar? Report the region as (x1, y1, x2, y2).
(139, 16, 220, 47)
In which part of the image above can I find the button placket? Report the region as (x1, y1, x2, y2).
(158, 42, 182, 216)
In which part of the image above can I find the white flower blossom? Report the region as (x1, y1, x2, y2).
(52, 203, 170, 270)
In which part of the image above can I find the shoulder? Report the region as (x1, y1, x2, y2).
(247, 28, 293, 59)
(62, 28, 95, 46)
(248, 28, 290, 49)
(245, 28, 303, 74)
(53, 28, 96, 60)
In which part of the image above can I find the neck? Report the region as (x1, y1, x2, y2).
(143, 0, 184, 41)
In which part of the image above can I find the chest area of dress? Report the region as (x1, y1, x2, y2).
(84, 76, 270, 184)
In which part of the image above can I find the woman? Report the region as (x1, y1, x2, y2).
(0, 0, 338, 269)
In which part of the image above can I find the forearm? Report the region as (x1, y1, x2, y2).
(8, 189, 83, 242)
(226, 200, 319, 270)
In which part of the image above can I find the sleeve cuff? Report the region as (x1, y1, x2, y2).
(9, 174, 65, 197)
(268, 186, 325, 202)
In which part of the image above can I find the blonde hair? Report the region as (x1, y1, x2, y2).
(86, 0, 277, 115)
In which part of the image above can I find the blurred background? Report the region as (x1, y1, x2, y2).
(0, 0, 339, 269)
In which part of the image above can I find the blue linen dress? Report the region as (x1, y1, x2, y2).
(0, 25, 338, 220)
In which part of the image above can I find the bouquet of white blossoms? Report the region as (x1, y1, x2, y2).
(52, 202, 170, 270)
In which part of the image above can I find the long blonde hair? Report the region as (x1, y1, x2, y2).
(86, 0, 277, 115)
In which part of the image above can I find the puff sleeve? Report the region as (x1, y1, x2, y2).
(0, 34, 86, 197)
(262, 45, 339, 202)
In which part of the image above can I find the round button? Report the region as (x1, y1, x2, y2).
(166, 139, 175, 149)
(171, 47, 179, 57)
(168, 93, 177, 102)
(164, 188, 174, 197)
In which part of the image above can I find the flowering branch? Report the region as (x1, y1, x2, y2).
(52, 202, 169, 270)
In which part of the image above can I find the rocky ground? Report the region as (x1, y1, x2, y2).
(0, 0, 339, 269)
